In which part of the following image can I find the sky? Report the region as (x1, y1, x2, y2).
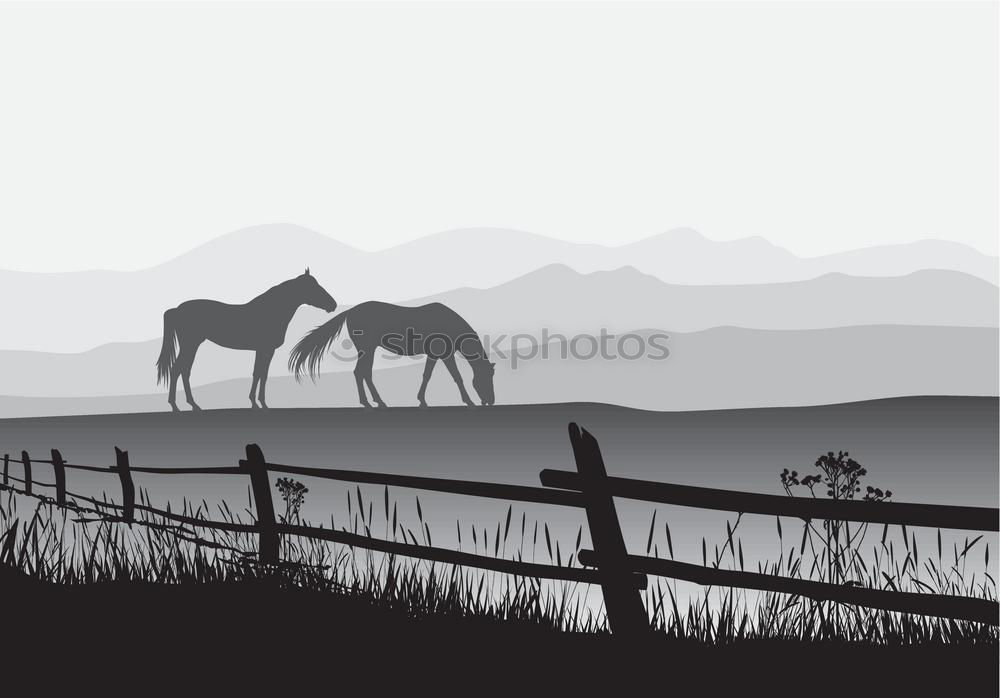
(0, 1, 996, 272)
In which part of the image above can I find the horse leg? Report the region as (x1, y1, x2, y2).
(168, 368, 180, 413)
(255, 348, 275, 409)
(354, 356, 372, 408)
(248, 373, 260, 409)
(356, 353, 386, 408)
(176, 339, 204, 411)
(181, 372, 200, 411)
(442, 356, 474, 407)
(417, 357, 436, 407)
(365, 371, 387, 409)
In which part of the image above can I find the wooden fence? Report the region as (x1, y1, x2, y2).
(1, 422, 997, 634)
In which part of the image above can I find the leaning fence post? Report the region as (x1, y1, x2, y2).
(3, 453, 8, 487)
(50, 449, 66, 506)
(20, 451, 32, 496)
(114, 447, 135, 523)
(241, 443, 279, 565)
(567, 422, 649, 638)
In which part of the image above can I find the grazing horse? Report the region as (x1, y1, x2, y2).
(288, 301, 496, 408)
(155, 269, 337, 411)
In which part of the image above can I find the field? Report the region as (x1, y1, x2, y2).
(4, 571, 996, 693)
(0, 397, 997, 691)
(1, 396, 995, 564)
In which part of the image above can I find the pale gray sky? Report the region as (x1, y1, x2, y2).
(0, 1, 996, 272)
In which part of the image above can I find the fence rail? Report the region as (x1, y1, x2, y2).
(540, 470, 999, 532)
(2, 421, 998, 634)
(256, 460, 584, 508)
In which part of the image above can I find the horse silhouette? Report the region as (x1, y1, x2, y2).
(288, 301, 496, 408)
(156, 269, 337, 411)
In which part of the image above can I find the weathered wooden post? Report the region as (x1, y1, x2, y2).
(241, 443, 279, 565)
(114, 447, 135, 523)
(50, 449, 66, 506)
(566, 423, 649, 637)
(20, 451, 32, 496)
(3, 453, 8, 487)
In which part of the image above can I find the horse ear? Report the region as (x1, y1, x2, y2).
(305, 267, 310, 276)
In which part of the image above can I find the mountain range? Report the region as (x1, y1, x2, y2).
(1, 224, 996, 352)
(0, 263, 996, 399)
(425, 265, 997, 337)
(1, 224, 996, 412)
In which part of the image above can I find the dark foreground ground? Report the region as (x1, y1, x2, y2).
(3, 566, 995, 695)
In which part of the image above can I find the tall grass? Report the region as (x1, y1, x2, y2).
(0, 483, 995, 644)
(643, 510, 997, 645)
(0, 486, 600, 633)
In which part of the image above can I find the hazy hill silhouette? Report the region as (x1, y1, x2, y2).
(0, 261, 997, 401)
(1, 326, 994, 415)
(425, 265, 998, 337)
(1, 224, 996, 352)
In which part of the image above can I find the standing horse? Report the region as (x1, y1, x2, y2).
(155, 269, 337, 411)
(288, 301, 496, 408)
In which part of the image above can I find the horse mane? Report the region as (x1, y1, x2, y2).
(248, 275, 301, 305)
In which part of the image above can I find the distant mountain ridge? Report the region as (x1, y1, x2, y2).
(1, 224, 996, 352)
(0, 262, 996, 398)
(426, 265, 998, 337)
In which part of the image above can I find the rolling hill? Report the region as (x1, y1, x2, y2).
(1, 325, 995, 415)
(0, 265, 996, 400)
(1, 224, 996, 352)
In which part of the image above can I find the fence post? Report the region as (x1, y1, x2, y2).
(241, 443, 279, 565)
(50, 449, 66, 506)
(567, 422, 649, 638)
(3, 453, 8, 487)
(20, 451, 31, 496)
(114, 447, 135, 523)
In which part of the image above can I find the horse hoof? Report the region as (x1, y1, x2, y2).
(189, 404, 202, 412)
(250, 402, 259, 409)
(375, 403, 387, 409)
(260, 403, 269, 410)
(169, 404, 179, 413)
(418, 402, 428, 409)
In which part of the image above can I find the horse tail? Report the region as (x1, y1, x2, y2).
(155, 308, 179, 385)
(288, 309, 350, 381)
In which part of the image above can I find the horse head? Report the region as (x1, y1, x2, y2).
(297, 268, 338, 312)
(471, 358, 496, 406)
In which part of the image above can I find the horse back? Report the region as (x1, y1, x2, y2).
(173, 299, 281, 349)
(349, 301, 479, 357)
